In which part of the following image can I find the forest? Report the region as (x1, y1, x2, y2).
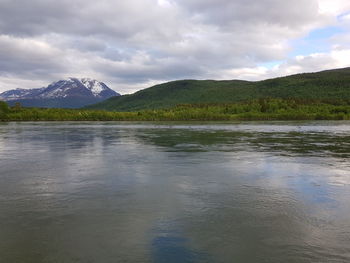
(1, 98, 350, 121)
(88, 68, 350, 111)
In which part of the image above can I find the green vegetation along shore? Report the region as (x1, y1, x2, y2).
(87, 67, 350, 111)
(1, 99, 350, 121)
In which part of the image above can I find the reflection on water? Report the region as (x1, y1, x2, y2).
(152, 220, 206, 263)
(0, 122, 349, 263)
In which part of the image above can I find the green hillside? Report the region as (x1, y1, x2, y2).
(87, 67, 350, 111)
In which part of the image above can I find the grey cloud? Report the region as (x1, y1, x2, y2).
(72, 38, 107, 52)
(0, 0, 76, 36)
(0, 0, 349, 93)
(0, 0, 180, 40)
(93, 55, 205, 83)
(176, 0, 325, 29)
(0, 36, 65, 76)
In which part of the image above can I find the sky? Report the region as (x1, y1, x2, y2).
(0, 0, 350, 94)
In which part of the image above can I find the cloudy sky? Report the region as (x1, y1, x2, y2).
(0, 0, 350, 94)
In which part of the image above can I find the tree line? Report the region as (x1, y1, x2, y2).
(1, 98, 350, 121)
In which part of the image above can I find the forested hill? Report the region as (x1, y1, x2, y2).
(87, 67, 350, 111)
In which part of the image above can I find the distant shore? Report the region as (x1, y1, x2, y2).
(1, 98, 350, 122)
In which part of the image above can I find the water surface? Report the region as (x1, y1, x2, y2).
(0, 121, 350, 262)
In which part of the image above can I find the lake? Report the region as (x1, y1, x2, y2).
(0, 122, 349, 262)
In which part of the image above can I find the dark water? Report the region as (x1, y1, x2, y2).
(0, 122, 350, 263)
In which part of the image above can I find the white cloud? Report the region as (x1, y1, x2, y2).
(217, 48, 350, 82)
(318, 0, 350, 15)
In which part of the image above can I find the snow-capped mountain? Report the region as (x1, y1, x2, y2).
(0, 87, 46, 100)
(0, 78, 120, 108)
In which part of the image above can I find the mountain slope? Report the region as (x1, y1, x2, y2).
(0, 78, 120, 108)
(87, 67, 350, 111)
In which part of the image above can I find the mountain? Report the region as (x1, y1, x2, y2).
(0, 78, 120, 108)
(87, 67, 350, 111)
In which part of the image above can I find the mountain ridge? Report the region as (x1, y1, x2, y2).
(86, 67, 350, 111)
(0, 78, 120, 108)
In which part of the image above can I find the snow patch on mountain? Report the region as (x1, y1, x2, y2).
(0, 87, 46, 100)
(80, 78, 105, 96)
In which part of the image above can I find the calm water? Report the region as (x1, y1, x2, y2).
(0, 122, 350, 263)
